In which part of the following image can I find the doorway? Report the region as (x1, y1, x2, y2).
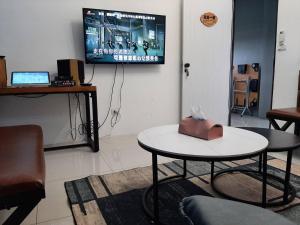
(230, 0, 279, 128)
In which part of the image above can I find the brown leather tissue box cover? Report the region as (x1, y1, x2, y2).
(178, 117, 223, 140)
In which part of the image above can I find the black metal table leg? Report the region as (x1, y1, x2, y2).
(262, 151, 267, 208)
(152, 153, 159, 224)
(210, 161, 215, 184)
(284, 150, 293, 203)
(84, 93, 92, 140)
(295, 121, 300, 136)
(183, 160, 187, 177)
(258, 153, 262, 172)
(3, 198, 41, 225)
(91, 91, 99, 152)
(142, 159, 188, 224)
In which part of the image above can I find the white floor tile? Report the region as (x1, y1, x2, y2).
(100, 134, 175, 172)
(101, 141, 152, 171)
(36, 216, 75, 225)
(231, 113, 270, 128)
(37, 179, 72, 223)
(45, 147, 112, 182)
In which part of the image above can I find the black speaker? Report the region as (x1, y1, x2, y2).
(251, 63, 260, 72)
(77, 60, 85, 84)
(238, 64, 247, 74)
(57, 59, 85, 85)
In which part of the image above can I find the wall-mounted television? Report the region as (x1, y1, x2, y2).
(83, 8, 166, 64)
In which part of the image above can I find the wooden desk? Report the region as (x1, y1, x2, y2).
(0, 86, 99, 152)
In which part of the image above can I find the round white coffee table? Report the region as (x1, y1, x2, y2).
(138, 124, 269, 224)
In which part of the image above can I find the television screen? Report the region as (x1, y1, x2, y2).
(83, 8, 166, 64)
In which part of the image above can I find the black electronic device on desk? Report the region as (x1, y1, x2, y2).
(57, 59, 85, 85)
(51, 79, 76, 87)
(81, 83, 92, 86)
(51, 59, 85, 87)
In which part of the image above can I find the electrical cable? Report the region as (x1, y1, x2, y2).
(72, 15, 128, 134)
(87, 64, 96, 84)
(75, 64, 118, 136)
(75, 93, 84, 124)
(75, 93, 97, 136)
(65, 15, 130, 141)
(111, 63, 125, 127)
(68, 93, 78, 141)
(102, 16, 127, 128)
(99, 64, 118, 128)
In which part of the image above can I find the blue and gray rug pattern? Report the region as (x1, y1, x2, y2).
(65, 156, 300, 225)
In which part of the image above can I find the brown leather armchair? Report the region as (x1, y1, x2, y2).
(0, 125, 45, 225)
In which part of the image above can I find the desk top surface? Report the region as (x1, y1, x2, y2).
(0, 86, 96, 95)
(138, 124, 268, 161)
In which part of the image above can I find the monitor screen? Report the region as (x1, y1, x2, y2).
(83, 8, 166, 64)
(11, 72, 50, 86)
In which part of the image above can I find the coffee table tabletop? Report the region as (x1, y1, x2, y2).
(138, 124, 268, 161)
(241, 127, 300, 152)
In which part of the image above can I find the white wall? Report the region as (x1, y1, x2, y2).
(0, 0, 181, 145)
(273, 0, 300, 110)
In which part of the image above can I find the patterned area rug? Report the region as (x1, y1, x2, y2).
(65, 157, 300, 225)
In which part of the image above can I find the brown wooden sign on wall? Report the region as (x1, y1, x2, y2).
(200, 12, 218, 27)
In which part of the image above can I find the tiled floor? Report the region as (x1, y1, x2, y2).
(231, 112, 270, 128)
(0, 133, 299, 225)
(0, 134, 174, 225)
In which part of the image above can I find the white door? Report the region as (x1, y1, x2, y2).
(181, 0, 233, 125)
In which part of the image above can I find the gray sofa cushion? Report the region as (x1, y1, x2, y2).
(180, 196, 296, 225)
